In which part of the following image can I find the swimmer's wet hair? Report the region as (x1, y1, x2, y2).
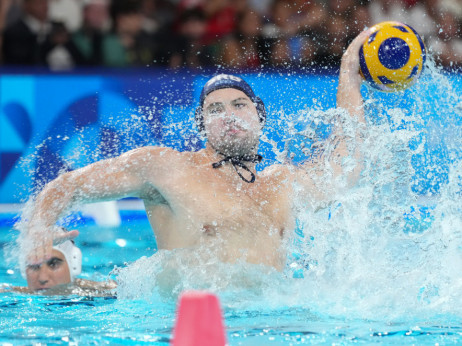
(195, 74, 266, 135)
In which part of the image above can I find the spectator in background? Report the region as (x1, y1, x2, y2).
(73, 0, 111, 66)
(103, 0, 159, 67)
(220, 9, 266, 69)
(428, 10, 462, 69)
(2, 0, 84, 69)
(0, 0, 13, 63)
(0, 0, 22, 29)
(349, 2, 371, 37)
(0, 0, 459, 72)
(141, 0, 177, 33)
(140, 0, 160, 34)
(3, 0, 53, 65)
(158, 7, 212, 68)
(247, 0, 273, 18)
(42, 21, 86, 70)
(261, 0, 297, 67)
(368, 0, 437, 41)
(262, 0, 327, 67)
(293, 0, 328, 67)
(200, 0, 236, 44)
(439, 0, 462, 22)
(48, 0, 82, 33)
(177, 0, 237, 47)
(0, 0, 22, 27)
(315, 0, 367, 68)
(318, 14, 350, 68)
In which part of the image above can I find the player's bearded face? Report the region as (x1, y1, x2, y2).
(203, 89, 261, 156)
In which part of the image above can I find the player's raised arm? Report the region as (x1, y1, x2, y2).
(336, 28, 372, 122)
(24, 146, 166, 264)
(289, 29, 373, 202)
(324, 29, 374, 182)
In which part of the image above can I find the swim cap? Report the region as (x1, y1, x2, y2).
(20, 239, 82, 281)
(195, 74, 266, 134)
(54, 240, 82, 281)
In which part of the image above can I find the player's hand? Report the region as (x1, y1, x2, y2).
(25, 227, 79, 265)
(340, 28, 373, 87)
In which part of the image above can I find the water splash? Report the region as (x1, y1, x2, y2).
(285, 57, 462, 320)
(111, 59, 462, 323)
(6, 57, 462, 326)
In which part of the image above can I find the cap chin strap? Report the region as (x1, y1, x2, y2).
(212, 152, 263, 183)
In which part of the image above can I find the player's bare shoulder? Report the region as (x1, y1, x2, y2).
(114, 146, 188, 184)
(123, 146, 179, 161)
(128, 146, 203, 182)
(122, 146, 185, 169)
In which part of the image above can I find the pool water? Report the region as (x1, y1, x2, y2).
(2, 211, 462, 345)
(2, 63, 462, 345)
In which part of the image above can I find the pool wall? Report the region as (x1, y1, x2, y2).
(0, 68, 461, 203)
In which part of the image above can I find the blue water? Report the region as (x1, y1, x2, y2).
(1, 212, 462, 345)
(2, 62, 462, 344)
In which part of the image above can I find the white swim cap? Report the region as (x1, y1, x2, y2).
(54, 240, 82, 281)
(20, 239, 82, 281)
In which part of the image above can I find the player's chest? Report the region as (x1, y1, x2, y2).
(171, 174, 290, 224)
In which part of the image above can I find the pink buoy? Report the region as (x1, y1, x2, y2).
(172, 291, 226, 346)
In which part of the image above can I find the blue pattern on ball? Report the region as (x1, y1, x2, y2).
(379, 37, 410, 70)
(359, 46, 375, 86)
(378, 75, 395, 85)
(368, 31, 378, 44)
(408, 65, 420, 80)
(392, 25, 409, 33)
(408, 25, 427, 65)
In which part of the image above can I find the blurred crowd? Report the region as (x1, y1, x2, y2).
(0, 0, 461, 71)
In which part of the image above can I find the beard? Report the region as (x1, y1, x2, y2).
(204, 113, 261, 156)
(210, 130, 260, 157)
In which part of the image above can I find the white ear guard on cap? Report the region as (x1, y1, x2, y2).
(19, 239, 82, 281)
(54, 240, 82, 280)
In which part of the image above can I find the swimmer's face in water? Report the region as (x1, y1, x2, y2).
(203, 88, 261, 156)
(26, 249, 71, 291)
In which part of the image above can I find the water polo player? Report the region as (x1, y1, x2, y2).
(23, 29, 372, 271)
(1, 229, 116, 295)
(22, 237, 82, 291)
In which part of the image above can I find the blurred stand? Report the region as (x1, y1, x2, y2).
(427, 9, 462, 69)
(2, 0, 85, 69)
(72, 0, 111, 66)
(0, 0, 461, 70)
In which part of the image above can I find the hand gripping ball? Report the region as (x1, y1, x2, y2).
(359, 21, 426, 92)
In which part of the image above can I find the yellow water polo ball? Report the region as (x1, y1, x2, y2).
(359, 21, 426, 92)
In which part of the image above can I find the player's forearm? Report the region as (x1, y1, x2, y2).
(28, 171, 79, 230)
(328, 79, 365, 187)
(336, 67, 365, 124)
(0, 283, 31, 294)
(75, 278, 117, 290)
(336, 28, 372, 124)
(333, 31, 370, 183)
(28, 153, 145, 230)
